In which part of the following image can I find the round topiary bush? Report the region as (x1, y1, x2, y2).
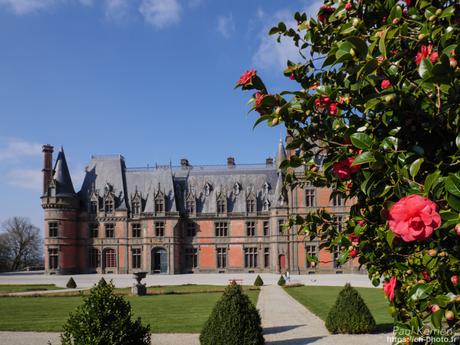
(325, 284, 376, 334)
(254, 275, 264, 287)
(277, 275, 286, 286)
(59, 278, 150, 345)
(66, 277, 77, 289)
(200, 281, 264, 345)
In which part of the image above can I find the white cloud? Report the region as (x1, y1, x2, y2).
(104, 0, 130, 20)
(139, 0, 181, 29)
(0, 139, 42, 161)
(7, 169, 42, 190)
(0, 0, 60, 15)
(217, 14, 235, 39)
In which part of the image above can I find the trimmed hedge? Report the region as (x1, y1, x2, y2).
(200, 281, 264, 345)
(277, 275, 286, 286)
(325, 283, 376, 334)
(254, 275, 264, 287)
(66, 277, 77, 289)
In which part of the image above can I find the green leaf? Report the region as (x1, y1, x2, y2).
(345, 37, 368, 59)
(456, 133, 460, 150)
(253, 115, 271, 129)
(418, 58, 433, 79)
(358, 59, 378, 79)
(378, 29, 387, 58)
(424, 170, 441, 194)
(445, 174, 460, 197)
(353, 152, 376, 165)
(431, 310, 443, 329)
(386, 231, 395, 249)
(447, 194, 460, 212)
(350, 133, 372, 150)
(409, 158, 424, 178)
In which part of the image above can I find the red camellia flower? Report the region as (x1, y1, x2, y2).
(329, 102, 338, 115)
(254, 92, 268, 115)
(317, 5, 335, 23)
(451, 275, 458, 285)
(430, 52, 439, 63)
(289, 74, 295, 80)
(415, 45, 438, 65)
(332, 157, 360, 180)
(237, 70, 256, 86)
(384, 276, 397, 301)
(387, 195, 441, 242)
(349, 248, 358, 258)
(405, 0, 412, 6)
(357, 220, 366, 227)
(345, 3, 352, 11)
(381, 79, 391, 90)
(349, 234, 360, 245)
(422, 271, 430, 281)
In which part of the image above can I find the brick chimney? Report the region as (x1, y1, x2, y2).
(227, 157, 235, 168)
(42, 144, 54, 195)
(266, 157, 274, 167)
(180, 158, 189, 169)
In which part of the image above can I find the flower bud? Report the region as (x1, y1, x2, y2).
(352, 18, 360, 27)
(451, 275, 458, 285)
(427, 249, 437, 257)
(455, 224, 460, 235)
(272, 118, 280, 126)
(445, 310, 455, 321)
(450, 58, 458, 69)
(431, 304, 440, 313)
(418, 34, 425, 40)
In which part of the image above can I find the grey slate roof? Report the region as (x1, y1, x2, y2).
(53, 148, 76, 196)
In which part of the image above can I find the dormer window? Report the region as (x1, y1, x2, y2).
(262, 199, 270, 211)
(217, 194, 226, 215)
(246, 198, 256, 214)
(89, 200, 98, 214)
(105, 197, 114, 213)
(186, 198, 195, 214)
(155, 196, 165, 213)
(132, 200, 141, 215)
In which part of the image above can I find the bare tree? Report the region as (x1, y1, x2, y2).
(0, 217, 42, 271)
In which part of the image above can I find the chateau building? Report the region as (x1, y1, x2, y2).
(41, 141, 358, 275)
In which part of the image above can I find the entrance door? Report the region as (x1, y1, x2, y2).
(151, 248, 167, 274)
(279, 254, 286, 272)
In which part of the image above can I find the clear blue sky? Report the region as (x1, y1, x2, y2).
(0, 0, 322, 228)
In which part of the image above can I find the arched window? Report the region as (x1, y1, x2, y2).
(89, 248, 100, 268)
(104, 248, 116, 268)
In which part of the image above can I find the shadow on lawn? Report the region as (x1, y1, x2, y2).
(267, 336, 325, 345)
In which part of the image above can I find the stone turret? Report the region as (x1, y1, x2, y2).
(276, 139, 287, 170)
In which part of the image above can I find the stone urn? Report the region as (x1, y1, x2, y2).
(132, 271, 148, 296)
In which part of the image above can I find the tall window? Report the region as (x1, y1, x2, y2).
(246, 198, 256, 213)
(217, 198, 226, 214)
(104, 248, 116, 268)
(105, 223, 115, 238)
(305, 244, 318, 268)
(244, 247, 258, 268)
(48, 222, 58, 238)
(89, 200, 98, 214)
(89, 248, 100, 268)
(49, 248, 58, 269)
(187, 222, 196, 237)
(155, 197, 164, 213)
(278, 219, 285, 234)
(263, 221, 269, 236)
(332, 194, 344, 207)
(246, 221, 256, 237)
(332, 216, 344, 232)
(215, 222, 228, 237)
(217, 248, 227, 269)
(185, 247, 198, 269)
(155, 221, 165, 237)
(90, 223, 98, 238)
(132, 248, 141, 269)
(105, 198, 114, 213)
(305, 186, 316, 207)
(186, 199, 195, 214)
(132, 200, 141, 215)
(132, 223, 141, 238)
(264, 248, 270, 268)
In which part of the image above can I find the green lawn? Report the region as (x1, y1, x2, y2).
(285, 285, 393, 332)
(0, 284, 63, 294)
(0, 285, 259, 333)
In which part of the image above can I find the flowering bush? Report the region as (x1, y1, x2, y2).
(237, 0, 459, 343)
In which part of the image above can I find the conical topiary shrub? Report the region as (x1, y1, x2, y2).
(254, 275, 264, 287)
(66, 277, 77, 289)
(277, 275, 286, 286)
(200, 281, 264, 345)
(59, 278, 151, 345)
(325, 283, 376, 334)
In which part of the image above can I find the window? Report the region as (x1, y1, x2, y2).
(278, 219, 285, 234)
(155, 221, 165, 237)
(155, 197, 164, 213)
(89, 200, 98, 214)
(49, 248, 58, 269)
(90, 223, 98, 238)
(263, 221, 269, 236)
(186, 199, 195, 214)
(89, 248, 100, 268)
(332, 216, 344, 232)
(217, 248, 227, 269)
(132, 200, 141, 215)
(246, 221, 256, 237)
(246, 198, 256, 213)
(244, 247, 258, 268)
(105, 223, 115, 238)
(332, 246, 341, 268)
(215, 222, 228, 237)
(132, 223, 141, 238)
(305, 244, 318, 268)
(104, 248, 116, 268)
(185, 247, 198, 269)
(332, 193, 344, 207)
(264, 248, 270, 268)
(105, 198, 114, 213)
(305, 187, 316, 207)
(132, 248, 141, 269)
(217, 198, 226, 214)
(187, 222, 196, 237)
(48, 222, 58, 238)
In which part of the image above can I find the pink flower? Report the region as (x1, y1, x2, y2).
(345, 3, 352, 11)
(329, 102, 338, 115)
(387, 195, 441, 242)
(332, 157, 361, 180)
(237, 70, 256, 86)
(455, 224, 460, 236)
(431, 305, 440, 313)
(430, 52, 439, 63)
(451, 275, 458, 285)
(416, 45, 435, 65)
(254, 92, 268, 115)
(381, 79, 391, 90)
(349, 234, 360, 245)
(349, 248, 358, 258)
(357, 220, 366, 227)
(383, 276, 397, 301)
(289, 74, 296, 80)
